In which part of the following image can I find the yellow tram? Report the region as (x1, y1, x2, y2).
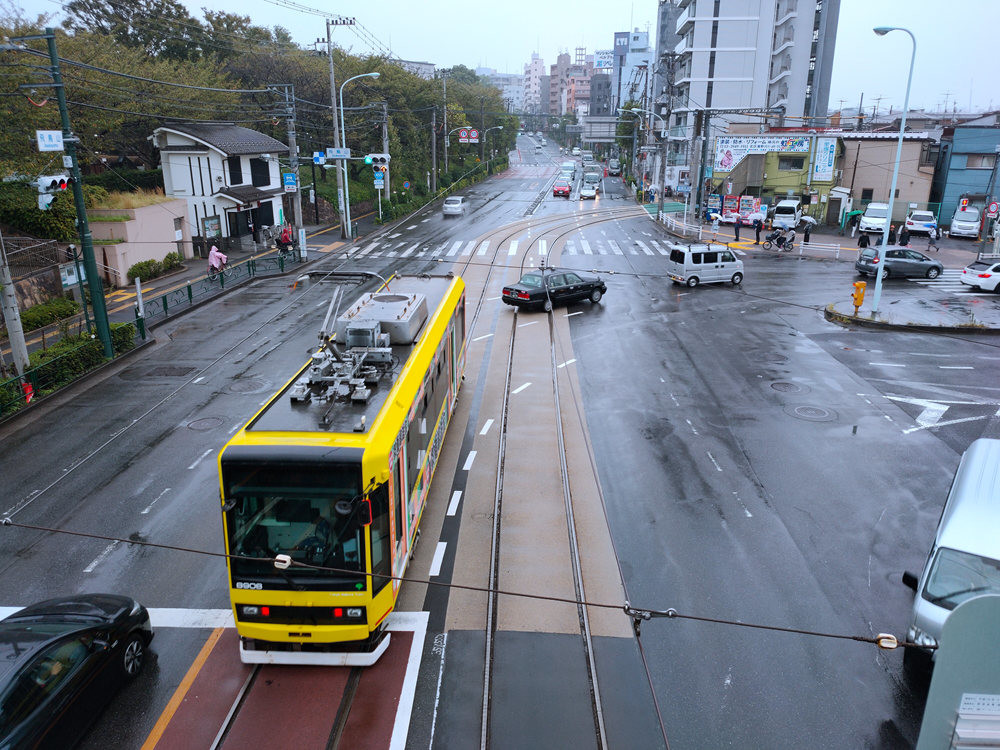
(218, 274, 466, 665)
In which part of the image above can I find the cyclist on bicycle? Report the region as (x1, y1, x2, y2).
(208, 244, 228, 275)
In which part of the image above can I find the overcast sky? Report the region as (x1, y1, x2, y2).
(18, 0, 998, 114)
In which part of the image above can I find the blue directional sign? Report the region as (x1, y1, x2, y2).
(312, 152, 326, 165)
(283, 172, 298, 192)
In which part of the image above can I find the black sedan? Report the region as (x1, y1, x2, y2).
(502, 266, 607, 312)
(0, 594, 153, 749)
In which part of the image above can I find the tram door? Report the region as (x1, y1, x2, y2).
(392, 453, 406, 568)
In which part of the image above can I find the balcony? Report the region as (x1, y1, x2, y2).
(772, 37, 795, 55)
(768, 68, 791, 85)
(774, 10, 797, 27)
(676, 6, 694, 36)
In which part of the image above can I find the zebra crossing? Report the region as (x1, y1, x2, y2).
(338, 236, 699, 260)
(909, 269, 992, 295)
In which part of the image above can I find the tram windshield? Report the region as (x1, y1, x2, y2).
(223, 462, 366, 587)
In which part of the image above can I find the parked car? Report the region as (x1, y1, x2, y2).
(579, 184, 598, 200)
(855, 246, 943, 279)
(859, 202, 890, 234)
(905, 210, 938, 235)
(0, 594, 153, 749)
(552, 179, 571, 198)
(502, 266, 606, 311)
(442, 196, 468, 216)
(772, 199, 802, 229)
(961, 260, 1000, 292)
(948, 206, 981, 238)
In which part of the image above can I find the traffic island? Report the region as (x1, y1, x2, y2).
(824, 300, 1000, 334)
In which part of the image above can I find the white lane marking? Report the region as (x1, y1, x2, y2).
(406, 225, 417, 230)
(539, 239, 547, 256)
(421, 217, 430, 223)
(706, 452, 723, 472)
(734, 491, 753, 518)
(685, 419, 699, 435)
(512, 382, 532, 394)
(460, 240, 475, 256)
(650, 240, 669, 255)
(508, 240, 519, 256)
(566, 311, 583, 317)
(84, 542, 120, 573)
(193, 376, 204, 384)
(447, 241, 463, 257)
(429, 632, 448, 750)
(141, 487, 171, 515)
(389, 232, 402, 239)
(641, 231, 651, 237)
(228, 422, 242, 435)
(869, 362, 906, 367)
(187, 449, 213, 470)
(669, 393, 680, 406)
(472, 333, 493, 342)
(903, 415, 990, 435)
(939, 366, 973, 370)
(429, 543, 447, 576)
(580, 239, 593, 255)
(908, 352, 951, 357)
(635, 240, 655, 255)
(447, 491, 462, 516)
(400, 242, 419, 257)
(462, 451, 477, 470)
(518, 320, 539, 328)
(477, 240, 490, 256)
(480, 418, 494, 435)
(557, 359, 577, 368)
(608, 240, 623, 255)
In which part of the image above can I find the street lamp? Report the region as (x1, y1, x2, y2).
(484, 126, 503, 159)
(339, 71, 380, 240)
(869, 26, 916, 315)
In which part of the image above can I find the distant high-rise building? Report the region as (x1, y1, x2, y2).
(612, 30, 653, 112)
(478, 67, 525, 112)
(590, 74, 612, 116)
(523, 53, 546, 113)
(672, 0, 841, 126)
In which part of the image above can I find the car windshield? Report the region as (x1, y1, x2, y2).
(922, 547, 1000, 611)
(956, 208, 980, 221)
(518, 273, 543, 288)
(865, 207, 887, 218)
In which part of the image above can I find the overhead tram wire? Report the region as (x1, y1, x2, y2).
(0, 517, 924, 657)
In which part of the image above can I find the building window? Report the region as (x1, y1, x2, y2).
(227, 156, 242, 184)
(967, 154, 996, 170)
(861, 188, 874, 201)
(778, 156, 805, 171)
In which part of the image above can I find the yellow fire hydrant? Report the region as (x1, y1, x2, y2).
(852, 281, 866, 315)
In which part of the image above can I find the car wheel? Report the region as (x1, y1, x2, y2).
(589, 288, 603, 303)
(119, 633, 146, 680)
(731, 272, 743, 285)
(686, 276, 699, 288)
(926, 267, 940, 279)
(881, 268, 889, 281)
(543, 299, 552, 313)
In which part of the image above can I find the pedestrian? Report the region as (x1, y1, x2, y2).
(858, 233, 870, 249)
(803, 224, 811, 244)
(711, 215, 720, 240)
(898, 227, 910, 246)
(753, 217, 762, 244)
(927, 225, 940, 252)
(734, 220, 741, 242)
(887, 224, 897, 245)
(850, 215, 858, 237)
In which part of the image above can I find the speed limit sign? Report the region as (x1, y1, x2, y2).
(988, 200, 1000, 218)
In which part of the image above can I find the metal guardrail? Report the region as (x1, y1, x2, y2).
(1, 340, 108, 418)
(664, 215, 705, 240)
(797, 241, 843, 259)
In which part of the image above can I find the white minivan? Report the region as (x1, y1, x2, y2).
(948, 205, 981, 238)
(667, 243, 744, 287)
(772, 199, 802, 229)
(902, 438, 1000, 663)
(859, 202, 890, 233)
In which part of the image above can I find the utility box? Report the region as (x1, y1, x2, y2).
(951, 694, 1000, 748)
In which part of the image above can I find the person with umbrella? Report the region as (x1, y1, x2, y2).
(752, 214, 763, 244)
(898, 226, 910, 246)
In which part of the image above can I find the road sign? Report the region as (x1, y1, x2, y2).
(988, 201, 1000, 218)
(373, 178, 384, 188)
(312, 152, 326, 165)
(470, 129, 480, 143)
(36, 130, 63, 152)
(403, 181, 410, 189)
(282, 172, 297, 192)
(326, 147, 351, 159)
(459, 128, 469, 143)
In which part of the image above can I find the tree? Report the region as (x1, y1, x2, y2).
(63, 0, 204, 62)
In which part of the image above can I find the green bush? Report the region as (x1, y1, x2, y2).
(162, 252, 182, 271)
(82, 168, 163, 193)
(0, 181, 115, 241)
(19, 297, 80, 332)
(127, 259, 162, 283)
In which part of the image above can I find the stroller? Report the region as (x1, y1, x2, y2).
(762, 228, 785, 250)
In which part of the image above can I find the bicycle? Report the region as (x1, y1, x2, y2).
(207, 262, 227, 281)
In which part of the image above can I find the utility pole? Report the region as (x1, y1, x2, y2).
(442, 74, 449, 172)
(37, 28, 113, 358)
(431, 108, 437, 192)
(381, 101, 390, 199)
(0, 230, 29, 375)
(690, 109, 704, 219)
(324, 17, 354, 239)
(277, 84, 306, 260)
(656, 52, 675, 222)
(480, 97, 486, 163)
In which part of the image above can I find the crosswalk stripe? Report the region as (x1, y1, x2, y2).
(400, 242, 419, 258)
(565, 240, 576, 253)
(357, 241, 379, 257)
(460, 240, 475, 256)
(636, 240, 654, 256)
(608, 240, 623, 255)
(508, 240, 519, 256)
(650, 240, 669, 255)
(581, 239, 592, 255)
(477, 240, 490, 256)
(447, 241, 463, 257)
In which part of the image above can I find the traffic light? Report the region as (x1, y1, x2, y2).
(36, 174, 71, 211)
(364, 153, 390, 176)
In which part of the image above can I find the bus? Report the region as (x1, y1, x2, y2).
(218, 274, 466, 665)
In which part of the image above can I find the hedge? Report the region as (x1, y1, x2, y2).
(126, 251, 183, 283)
(82, 168, 163, 193)
(20, 297, 80, 332)
(0, 181, 111, 242)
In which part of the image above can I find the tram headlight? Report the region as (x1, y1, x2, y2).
(239, 605, 269, 617)
(347, 608, 363, 619)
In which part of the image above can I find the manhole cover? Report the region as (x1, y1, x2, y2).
(771, 381, 803, 393)
(228, 379, 268, 394)
(188, 417, 224, 431)
(147, 365, 197, 377)
(784, 405, 837, 422)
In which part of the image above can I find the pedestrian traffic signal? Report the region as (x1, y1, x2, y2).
(35, 174, 72, 210)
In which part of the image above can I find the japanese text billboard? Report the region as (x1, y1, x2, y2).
(714, 135, 811, 172)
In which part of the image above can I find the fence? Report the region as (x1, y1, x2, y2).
(663, 214, 705, 240)
(797, 241, 844, 259)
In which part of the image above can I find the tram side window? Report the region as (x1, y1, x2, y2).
(369, 484, 391, 594)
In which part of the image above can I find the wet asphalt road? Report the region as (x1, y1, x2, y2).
(1, 134, 998, 748)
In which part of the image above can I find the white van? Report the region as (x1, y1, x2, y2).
(948, 205, 981, 238)
(902, 438, 1000, 662)
(667, 243, 744, 287)
(859, 202, 889, 233)
(772, 199, 802, 229)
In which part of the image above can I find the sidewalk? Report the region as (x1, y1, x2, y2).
(651, 215, 1000, 332)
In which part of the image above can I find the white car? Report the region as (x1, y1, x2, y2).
(442, 196, 468, 216)
(960, 260, 1000, 292)
(579, 184, 598, 200)
(905, 210, 937, 235)
(949, 207, 981, 238)
(571, 147, 581, 156)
